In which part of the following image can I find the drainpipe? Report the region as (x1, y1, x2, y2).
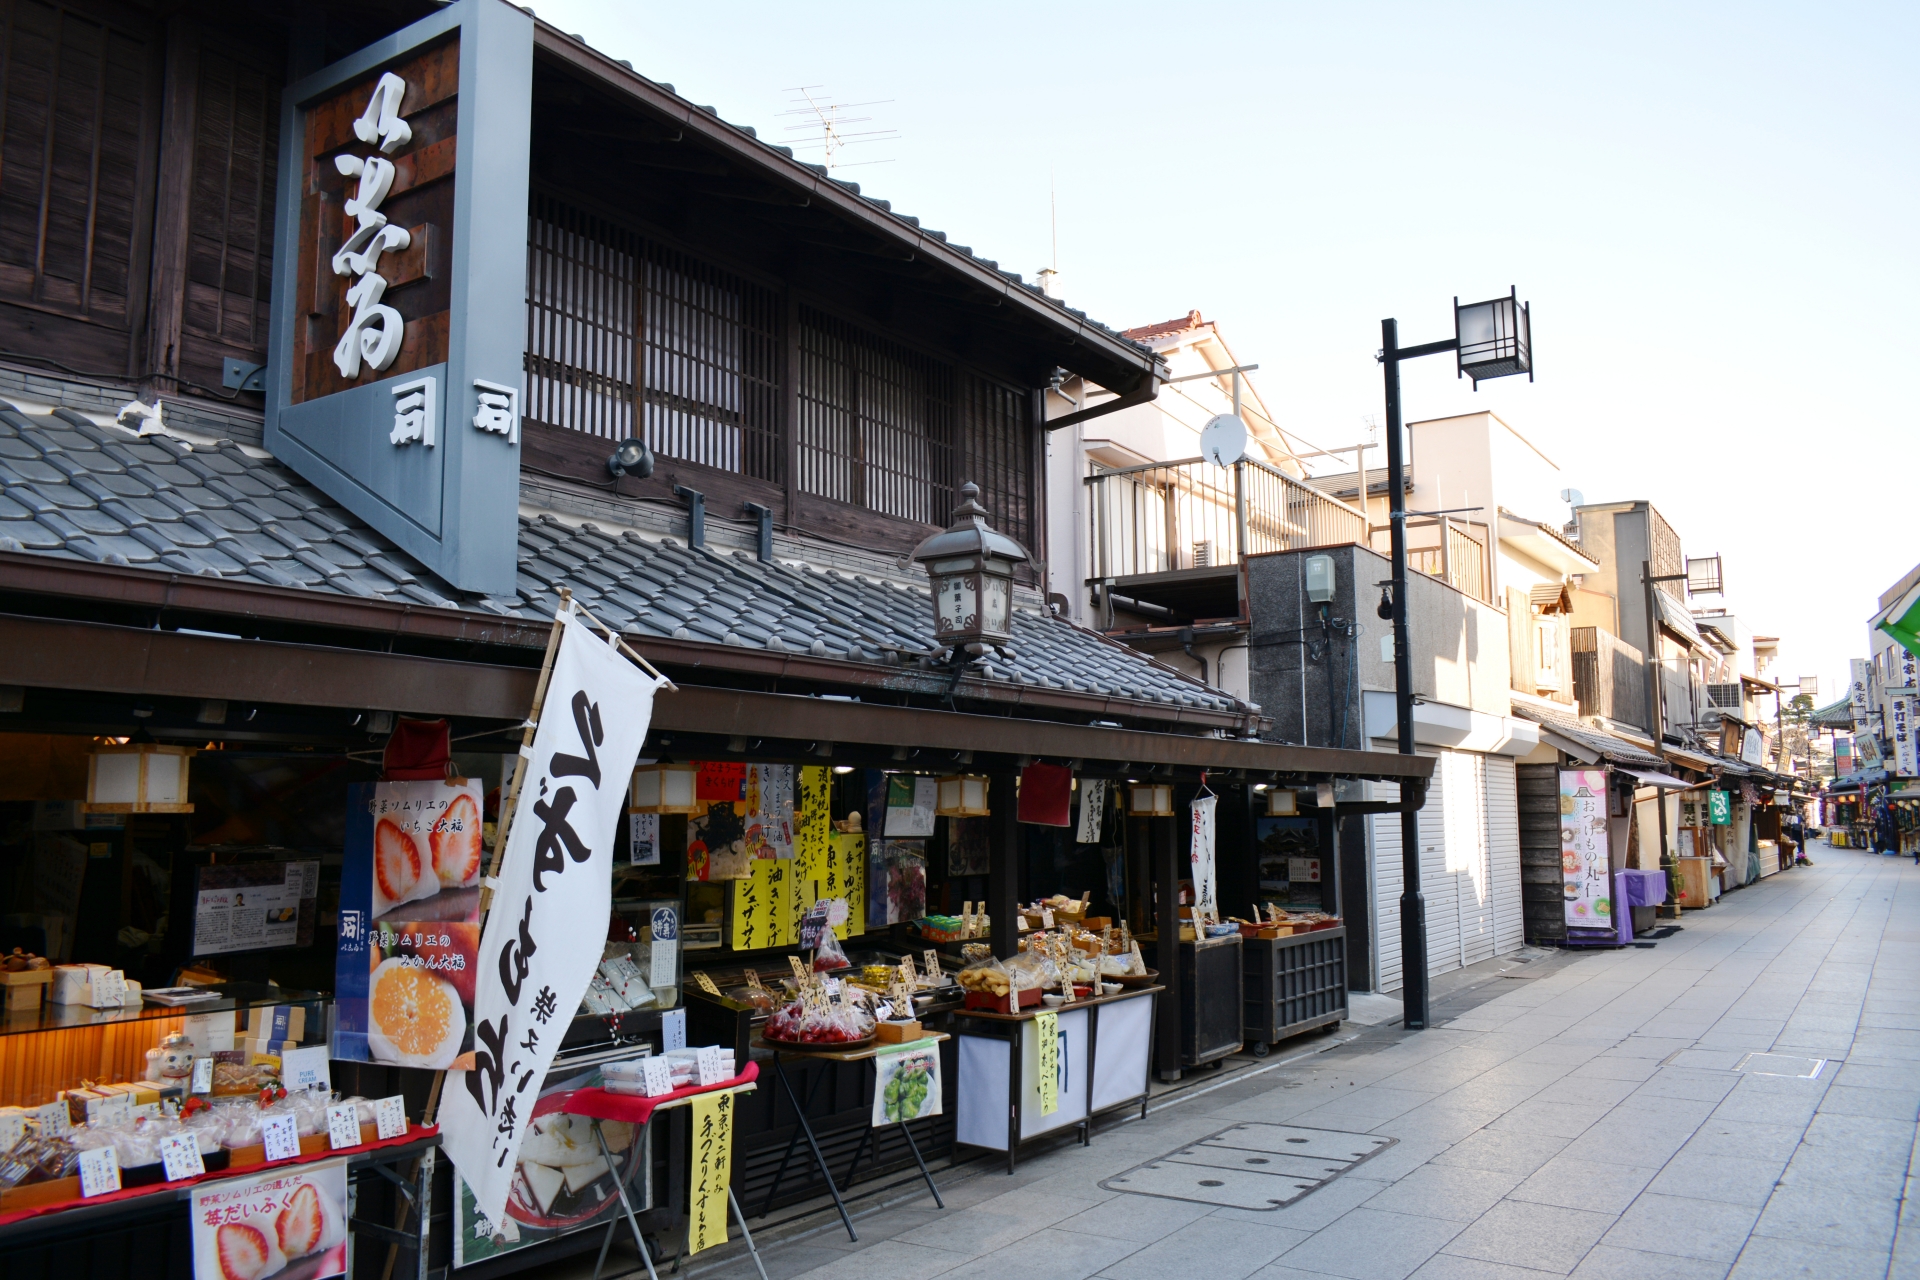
(1180, 626, 1209, 687)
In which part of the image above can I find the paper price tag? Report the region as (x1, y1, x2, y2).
(90, 969, 127, 1007)
(695, 1046, 731, 1087)
(78, 1145, 121, 1197)
(1041, 908, 1054, 928)
(159, 1132, 205, 1182)
(923, 950, 942, 981)
(640, 1057, 674, 1097)
(96, 1092, 133, 1126)
(694, 971, 721, 997)
(661, 1007, 687, 1053)
(190, 1056, 214, 1094)
(374, 1095, 408, 1141)
(743, 968, 762, 991)
(34, 1100, 69, 1136)
(260, 1114, 300, 1162)
(0, 1111, 26, 1149)
(327, 1104, 363, 1150)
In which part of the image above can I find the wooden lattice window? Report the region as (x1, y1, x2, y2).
(525, 193, 782, 482)
(0, 0, 152, 326)
(797, 307, 954, 526)
(959, 373, 1032, 553)
(180, 46, 278, 377)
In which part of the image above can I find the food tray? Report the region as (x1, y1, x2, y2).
(1113, 968, 1159, 988)
(962, 987, 1043, 1013)
(762, 1033, 876, 1053)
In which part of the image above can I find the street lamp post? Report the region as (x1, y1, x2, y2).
(1377, 289, 1532, 1031)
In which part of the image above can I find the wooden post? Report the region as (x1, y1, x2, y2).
(987, 771, 1020, 958)
(481, 588, 573, 914)
(145, 16, 199, 397)
(1152, 814, 1182, 1080)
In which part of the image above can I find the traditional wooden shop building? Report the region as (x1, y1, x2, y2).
(0, 2, 1432, 1274)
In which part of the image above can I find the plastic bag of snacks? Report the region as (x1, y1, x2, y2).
(1001, 949, 1059, 992)
(955, 942, 1012, 998)
(765, 997, 875, 1045)
(812, 928, 850, 972)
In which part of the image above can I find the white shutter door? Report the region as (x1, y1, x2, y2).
(1485, 757, 1525, 954)
(1456, 754, 1497, 967)
(1372, 780, 1404, 993)
(1422, 752, 1460, 978)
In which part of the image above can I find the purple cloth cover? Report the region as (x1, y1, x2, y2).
(1621, 868, 1668, 908)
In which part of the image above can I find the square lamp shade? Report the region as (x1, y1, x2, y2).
(936, 774, 990, 817)
(1266, 789, 1299, 817)
(1128, 783, 1173, 817)
(631, 763, 701, 814)
(87, 743, 195, 813)
(1455, 287, 1531, 385)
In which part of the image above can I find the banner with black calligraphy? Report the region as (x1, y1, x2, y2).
(686, 1088, 735, 1255)
(442, 610, 664, 1230)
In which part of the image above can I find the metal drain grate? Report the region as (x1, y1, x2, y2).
(1735, 1053, 1828, 1078)
(1100, 1123, 1395, 1210)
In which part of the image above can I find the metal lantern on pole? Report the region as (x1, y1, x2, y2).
(1379, 285, 1533, 1030)
(911, 481, 1031, 659)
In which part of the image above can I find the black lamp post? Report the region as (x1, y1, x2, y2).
(1378, 287, 1532, 1031)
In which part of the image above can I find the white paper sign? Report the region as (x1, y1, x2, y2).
(1076, 779, 1107, 845)
(662, 1007, 687, 1052)
(374, 1095, 408, 1140)
(1189, 793, 1218, 922)
(443, 611, 664, 1231)
(89, 969, 126, 1007)
(0, 1111, 27, 1149)
(281, 1045, 331, 1093)
(191, 1056, 214, 1094)
(96, 1092, 133, 1126)
(629, 811, 661, 865)
(885, 776, 937, 839)
(695, 1046, 731, 1086)
(260, 1113, 301, 1162)
(160, 1132, 206, 1181)
(640, 1057, 674, 1097)
(79, 1145, 121, 1196)
(327, 1103, 363, 1150)
(35, 1100, 69, 1136)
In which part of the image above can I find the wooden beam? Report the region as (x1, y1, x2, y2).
(144, 16, 199, 396)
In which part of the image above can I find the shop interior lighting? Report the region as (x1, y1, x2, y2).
(631, 763, 700, 814)
(936, 774, 990, 816)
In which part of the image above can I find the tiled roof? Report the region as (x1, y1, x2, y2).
(0, 403, 1243, 715)
(1511, 704, 1664, 770)
(1121, 310, 1210, 342)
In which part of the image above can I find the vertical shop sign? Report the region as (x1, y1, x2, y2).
(1189, 793, 1218, 924)
(1076, 779, 1107, 845)
(1892, 696, 1918, 778)
(1708, 790, 1732, 825)
(1559, 769, 1611, 929)
(443, 611, 663, 1231)
(687, 1090, 734, 1255)
(1851, 659, 1873, 731)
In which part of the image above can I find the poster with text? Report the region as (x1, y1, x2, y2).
(194, 860, 318, 956)
(335, 778, 484, 1066)
(190, 1159, 348, 1280)
(1560, 769, 1611, 929)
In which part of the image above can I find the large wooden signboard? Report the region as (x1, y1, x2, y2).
(265, 0, 531, 595)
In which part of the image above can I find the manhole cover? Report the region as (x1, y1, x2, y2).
(1735, 1053, 1827, 1078)
(1101, 1123, 1395, 1210)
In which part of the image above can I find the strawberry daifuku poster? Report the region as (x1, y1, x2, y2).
(191, 1159, 349, 1280)
(336, 777, 485, 1067)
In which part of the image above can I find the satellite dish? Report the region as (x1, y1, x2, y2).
(1199, 414, 1249, 467)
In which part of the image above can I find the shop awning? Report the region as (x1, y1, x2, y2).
(1509, 704, 1664, 770)
(1616, 768, 1698, 790)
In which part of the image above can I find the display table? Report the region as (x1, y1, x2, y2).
(1621, 867, 1668, 936)
(749, 1033, 949, 1242)
(1145, 933, 1242, 1071)
(558, 1065, 766, 1280)
(952, 986, 1159, 1173)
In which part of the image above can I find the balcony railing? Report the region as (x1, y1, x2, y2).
(1085, 456, 1367, 580)
(1405, 519, 1491, 603)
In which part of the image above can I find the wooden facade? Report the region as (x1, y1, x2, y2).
(0, 0, 1150, 569)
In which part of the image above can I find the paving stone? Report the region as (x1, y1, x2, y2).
(1509, 1156, 1658, 1214)
(1602, 1192, 1761, 1263)
(1271, 1207, 1464, 1280)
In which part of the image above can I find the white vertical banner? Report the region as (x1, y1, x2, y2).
(1560, 768, 1611, 928)
(1189, 793, 1217, 923)
(1075, 779, 1107, 845)
(1893, 696, 1918, 778)
(443, 611, 665, 1230)
(1851, 658, 1873, 732)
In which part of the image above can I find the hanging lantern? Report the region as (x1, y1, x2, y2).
(1265, 789, 1299, 817)
(1128, 783, 1173, 817)
(935, 774, 990, 817)
(630, 763, 700, 814)
(86, 743, 195, 814)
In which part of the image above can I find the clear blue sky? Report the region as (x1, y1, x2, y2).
(540, 0, 1916, 701)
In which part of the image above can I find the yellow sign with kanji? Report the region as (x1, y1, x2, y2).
(687, 1089, 734, 1254)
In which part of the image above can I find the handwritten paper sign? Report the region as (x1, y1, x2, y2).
(79, 1146, 121, 1197)
(260, 1113, 301, 1162)
(374, 1095, 408, 1141)
(640, 1057, 674, 1097)
(695, 1046, 732, 1086)
(1076, 779, 1108, 844)
(327, 1104, 363, 1150)
(160, 1132, 206, 1181)
(1034, 1011, 1060, 1116)
(662, 1008, 687, 1052)
(191, 1056, 214, 1094)
(686, 1090, 734, 1255)
(35, 1100, 69, 1136)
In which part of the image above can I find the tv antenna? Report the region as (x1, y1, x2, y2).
(778, 86, 899, 172)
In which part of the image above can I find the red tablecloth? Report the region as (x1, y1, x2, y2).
(555, 1062, 758, 1125)
(0, 1123, 439, 1229)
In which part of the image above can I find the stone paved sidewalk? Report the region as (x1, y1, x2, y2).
(681, 842, 1920, 1280)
